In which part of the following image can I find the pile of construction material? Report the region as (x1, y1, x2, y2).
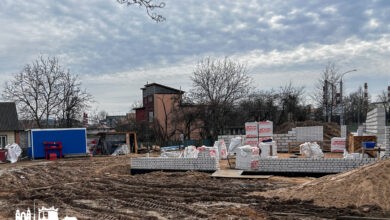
(131, 145, 223, 173)
(230, 133, 379, 173)
(273, 126, 324, 152)
(245, 121, 273, 146)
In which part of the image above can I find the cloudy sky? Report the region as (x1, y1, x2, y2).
(1, 0, 389, 114)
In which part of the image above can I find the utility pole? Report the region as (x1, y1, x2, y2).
(330, 83, 335, 123)
(340, 79, 344, 125)
(338, 69, 357, 125)
(323, 80, 328, 122)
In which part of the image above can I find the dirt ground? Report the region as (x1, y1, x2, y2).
(260, 158, 390, 212)
(0, 155, 388, 219)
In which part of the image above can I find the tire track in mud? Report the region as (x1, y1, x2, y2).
(1, 157, 388, 219)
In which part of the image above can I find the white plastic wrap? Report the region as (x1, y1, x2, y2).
(235, 145, 260, 170)
(5, 143, 22, 163)
(259, 141, 277, 158)
(343, 150, 361, 159)
(299, 142, 324, 159)
(111, 144, 130, 156)
(198, 146, 219, 159)
(245, 122, 258, 138)
(161, 151, 182, 158)
(183, 145, 199, 158)
(228, 137, 242, 153)
(331, 137, 346, 153)
(258, 121, 273, 137)
(214, 141, 227, 159)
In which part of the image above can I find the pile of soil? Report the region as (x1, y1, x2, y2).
(261, 158, 390, 211)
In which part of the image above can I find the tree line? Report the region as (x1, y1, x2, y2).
(2, 56, 387, 145)
(117, 58, 387, 146)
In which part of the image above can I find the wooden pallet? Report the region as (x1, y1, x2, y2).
(346, 134, 376, 157)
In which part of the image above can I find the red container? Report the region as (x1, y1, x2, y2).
(49, 153, 57, 161)
(0, 149, 7, 162)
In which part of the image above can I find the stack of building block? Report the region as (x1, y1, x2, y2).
(131, 157, 219, 171)
(273, 126, 323, 152)
(365, 108, 387, 147)
(238, 158, 377, 173)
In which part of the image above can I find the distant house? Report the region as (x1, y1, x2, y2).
(134, 83, 184, 124)
(0, 102, 20, 147)
(105, 115, 128, 128)
(134, 83, 202, 141)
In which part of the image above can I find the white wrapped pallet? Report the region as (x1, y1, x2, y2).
(228, 137, 242, 153)
(258, 121, 273, 137)
(183, 145, 199, 158)
(259, 141, 277, 158)
(235, 145, 260, 170)
(300, 142, 324, 159)
(213, 141, 227, 159)
(245, 122, 258, 138)
(331, 137, 346, 153)
(245, 138, 259, 147)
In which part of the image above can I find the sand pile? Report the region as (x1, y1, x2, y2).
(261, 158, 390, 210)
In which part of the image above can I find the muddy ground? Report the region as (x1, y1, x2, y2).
(0, 155, 388, 219)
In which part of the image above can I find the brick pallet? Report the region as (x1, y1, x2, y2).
(237, 158, 377, 174)
(131, 157, 219, 173)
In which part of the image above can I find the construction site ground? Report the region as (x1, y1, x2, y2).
(0, 154, 388, 219)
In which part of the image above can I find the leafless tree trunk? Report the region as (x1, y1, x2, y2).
(190, 57, 251, 139)
(312, 61, 341, 122)
(58, 71, 93, 127)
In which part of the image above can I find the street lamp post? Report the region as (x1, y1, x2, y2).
(339, 69, 357, 125)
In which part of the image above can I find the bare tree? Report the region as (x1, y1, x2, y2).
(117, 0, 166, 22)
(190, 57, 251, 139)
(3, 56, 92, 128)
(343, 86, 371, 125)
(313, 62, 341, 122)
(238, 90, 278, 122)
(277, 82, 306, 124)
(58, 71, 93, 127)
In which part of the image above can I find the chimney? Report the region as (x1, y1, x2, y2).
(364, 83, 368, 98)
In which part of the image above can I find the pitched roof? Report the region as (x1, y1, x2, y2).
(141, 83, 184, 94)
(0, 102, 20, 131)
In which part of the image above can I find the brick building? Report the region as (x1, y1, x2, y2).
(134, 83, 202, 141)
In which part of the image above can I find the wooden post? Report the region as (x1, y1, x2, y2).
(133, 132, 138, 154)
(126, 133, 130, 153)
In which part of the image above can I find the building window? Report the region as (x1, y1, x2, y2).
(149, 111, 154, 122)
(148, 96, 153, 103)
(0, 136, 7, 148)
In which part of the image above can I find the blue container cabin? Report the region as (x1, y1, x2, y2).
(27, 128, 87, 159)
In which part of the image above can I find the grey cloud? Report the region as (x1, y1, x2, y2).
(1, 0, 389, 112)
